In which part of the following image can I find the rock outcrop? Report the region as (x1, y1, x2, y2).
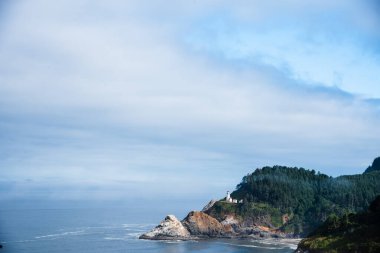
(201, 199, 217, 212)
(181, 211, 232, 237)
(139, 215, 190, 240)
(220, 215, 239, 226)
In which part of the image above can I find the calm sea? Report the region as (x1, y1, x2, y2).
(0, 208, 297, 253)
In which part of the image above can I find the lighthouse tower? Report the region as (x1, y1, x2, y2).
(226, 191, 232, 202)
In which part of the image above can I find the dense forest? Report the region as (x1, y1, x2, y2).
(297, 195, 380, 252)
(207, 157, 380, 235)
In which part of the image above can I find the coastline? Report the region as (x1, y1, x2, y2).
(139, 211, 299, 242)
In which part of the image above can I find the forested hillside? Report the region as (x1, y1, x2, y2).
(207, 157, 380, 235)
(297, 195, 380, 253)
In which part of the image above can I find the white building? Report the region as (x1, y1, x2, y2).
(226, 191, 243, 204)
(226, 191, 232, 202)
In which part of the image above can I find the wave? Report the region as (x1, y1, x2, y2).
(221, 242, 286, 250)
(256, 238, 301, 250)
(5, 223, 156, 245)
(1, 239, 37, 244)
(104, 232, 142, 241)
(35, 230, 85, 239)
(103, 237, 127, 241)
(126, 232, 143, 238)
(163, 240, 186, 244)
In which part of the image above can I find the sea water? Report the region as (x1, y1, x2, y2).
(0, 208, 297, 253)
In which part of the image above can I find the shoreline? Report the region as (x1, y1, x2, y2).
(140, 236, 302, 250)
(139, 233, 302, 243)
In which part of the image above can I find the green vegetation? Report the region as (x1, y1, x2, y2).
(207, 201, 237, 218)
(206, 201, 283, 228)
(207, 157, 380, 235)
(297, 195, 380, 253)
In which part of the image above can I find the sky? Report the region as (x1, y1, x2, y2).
(0, 0, 380, 209)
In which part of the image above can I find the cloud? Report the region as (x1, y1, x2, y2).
(0, 0, 379, 202)
(182, 1, 380, 98)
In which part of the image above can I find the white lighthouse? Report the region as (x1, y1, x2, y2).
(226, 191, 232, 202)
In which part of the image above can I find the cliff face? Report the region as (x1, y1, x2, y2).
(205, 201, 280, 231)
(182, 211, 233, 237)
(139, 208, 285, 240)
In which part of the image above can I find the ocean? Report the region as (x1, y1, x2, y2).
(0, 208, 297, 253)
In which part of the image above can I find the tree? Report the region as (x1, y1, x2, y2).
(369, 195, 380, 212)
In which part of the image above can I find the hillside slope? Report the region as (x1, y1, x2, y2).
(296, 195, 380, 253)
(206, 158, 380, 235)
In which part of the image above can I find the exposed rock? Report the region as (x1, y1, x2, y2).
(221, 215, 240, 233)
(140, 204, 293, 240)
(181, 211, 233, 237)
(139, 215, 190, 240)
(240, 214, 274, 228)
(221, 215, 239, 226)
(201, 199, 217, 212)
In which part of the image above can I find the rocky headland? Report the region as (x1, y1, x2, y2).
(140, 158, 380, 253)
(139, 201, 290, 240)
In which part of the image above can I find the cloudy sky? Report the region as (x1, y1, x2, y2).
(1, 0, 380, 208)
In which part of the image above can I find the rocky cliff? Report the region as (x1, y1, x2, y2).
(139, 204, 286, 240)
(182, 211, 233, 237)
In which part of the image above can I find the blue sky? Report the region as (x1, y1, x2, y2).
(0, 0, 380, 208)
